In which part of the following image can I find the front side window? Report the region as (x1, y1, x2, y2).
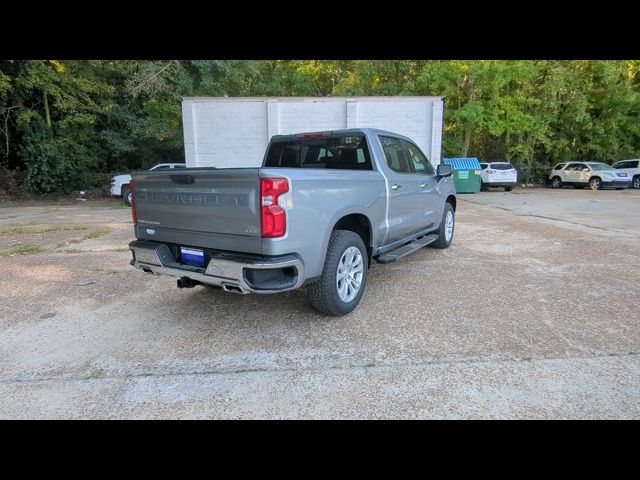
(379, 136, 411, 173)
(588, 163, 611, 171)
(403, 140, 435, 175)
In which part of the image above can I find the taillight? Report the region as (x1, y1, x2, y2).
(260, 177, 288, 238)
(486, 169, 496, 174)
(129, 179, 137, 224)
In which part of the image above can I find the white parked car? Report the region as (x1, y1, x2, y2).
(548, 162, 631, 190)
(611, 159, 640, 189)
(479, 162, 518, 191)
(110, 163, 186, 205)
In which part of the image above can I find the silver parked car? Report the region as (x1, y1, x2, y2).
(548, 162, 631, 190)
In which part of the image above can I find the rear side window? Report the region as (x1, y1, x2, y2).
(264, 135, 372, 170)
(480, 163, 489, 169)
(553, 163, 566, 170)
(379, 136, 411, 173)
(489, 163, 514, 170)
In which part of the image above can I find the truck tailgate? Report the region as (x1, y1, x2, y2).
(132, 168, 262, 254)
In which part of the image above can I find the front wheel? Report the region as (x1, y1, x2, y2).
(589, 177, 602, 190)
(430, 203, 455, 249)
(504, 186, 513, 192)
(308, 230, 368, 316)
(123, 186, 132, 206)
(632, 176, 640, 189)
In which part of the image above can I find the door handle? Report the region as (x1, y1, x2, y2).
(391, 184, 402, 190)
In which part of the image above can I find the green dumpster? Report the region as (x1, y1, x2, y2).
(443, 158, 482, 193)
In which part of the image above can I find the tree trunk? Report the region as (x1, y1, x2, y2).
(43, 91, 51, 128)
(462, 128, 471, 157)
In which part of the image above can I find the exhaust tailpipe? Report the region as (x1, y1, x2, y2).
(221, 283, 244, 294)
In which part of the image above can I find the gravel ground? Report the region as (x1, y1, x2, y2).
(0, 189, 639, 419)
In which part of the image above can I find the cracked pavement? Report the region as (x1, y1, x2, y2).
(1, 189, 639, 419)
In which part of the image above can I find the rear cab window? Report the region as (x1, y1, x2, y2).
(264, 133, 372, 170)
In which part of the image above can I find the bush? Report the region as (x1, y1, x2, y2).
(19, 116, 101, 194)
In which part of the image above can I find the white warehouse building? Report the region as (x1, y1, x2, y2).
(181, 96, 444, 168)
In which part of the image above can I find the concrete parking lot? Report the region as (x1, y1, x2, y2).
(1, 188, 639, 419)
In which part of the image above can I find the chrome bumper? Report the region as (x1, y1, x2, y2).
(129, 240, 304, 294)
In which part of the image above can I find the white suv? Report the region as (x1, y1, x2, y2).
(479, 162, 518, 191)
(611, 159, 640, 189)
(110, 163, 186, 205)
(548, 162, 631, 190)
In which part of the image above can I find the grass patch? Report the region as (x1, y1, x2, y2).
(0, 244, 44, 256)
(68, 228, 108, 244)
(85, 369, 107, 379)
(0, 225, 87, 236)
(110, 204, 130, 210)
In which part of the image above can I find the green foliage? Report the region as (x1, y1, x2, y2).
(2, 60, 640, 193)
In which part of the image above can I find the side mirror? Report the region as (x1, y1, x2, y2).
(437, 164, 452, 177)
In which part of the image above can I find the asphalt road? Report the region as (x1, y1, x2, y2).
(1, 189, 639, 419)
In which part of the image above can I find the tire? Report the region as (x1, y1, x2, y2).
(480, 181, 487, 192)
(632, 176, 640, 190)
(123, 186, 132, 207)
(430, 202, 455, 249)
(308, 230, 368, 316)
(504, 186, 513, 192)
(589, 177, 602, 190)
(551, 176, 562, 188)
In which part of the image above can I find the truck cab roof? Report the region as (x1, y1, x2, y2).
(269, 128, 415, 143)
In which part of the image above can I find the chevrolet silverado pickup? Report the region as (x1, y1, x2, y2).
(128, 129, 456, 316)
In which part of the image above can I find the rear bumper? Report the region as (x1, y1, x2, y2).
(483, 181, 518, 187)
(129, 240, 305, 294)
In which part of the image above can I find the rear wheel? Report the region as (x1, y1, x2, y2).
(551, 176, 562, 188)
(589, 177, 602, 190)
(633, 176, 640, 189)
(123, 186, 132, 206)
(504, 186, 513, 192)
(308, 230, 368, 316)
(480, 181, 487, 192)
(430, 203, 455, 249)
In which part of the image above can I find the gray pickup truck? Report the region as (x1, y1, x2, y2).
(128, 128, 456, 316)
